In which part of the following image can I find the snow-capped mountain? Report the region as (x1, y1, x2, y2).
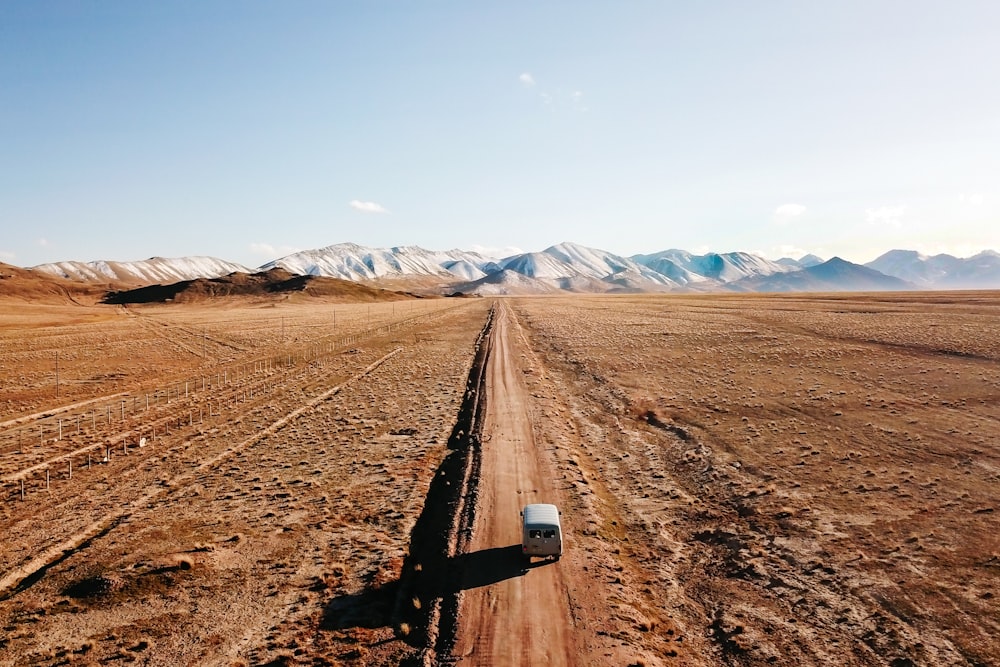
(798, 254, 825, 268)
(640, 250, 794, 282)
(440, 259, 489, 281)
(260, 243, 498, 282)
(866, 250, 1000, 289)
(736, 257, 912, 292)
(21, 243, 1000, 296)
(453, 269, 562, 296)
(264, 241, 680, 294)
(776, 253, 825, 269)
(626, 251, 708, 285)
(499, 242, 678, 288)
(32, 256, 253, 285)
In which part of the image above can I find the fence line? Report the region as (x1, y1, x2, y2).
(1, 302, 469, 468)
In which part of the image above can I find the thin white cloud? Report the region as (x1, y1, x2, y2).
(774, 203, 806, 224)
(911, 242, 994, 259)
(519, 72, 535, 86)
(250, 242, 300, 258)
(866, 205, 906, 228)
(350, 200, 389, 214)
(958, 193, 984, 206)
(538, 88, 587, 112)
(0, 250, 15, 261)
(469, 244, 524, 259)
(772, 244, 810, 259)
(37, 238, 49, 247)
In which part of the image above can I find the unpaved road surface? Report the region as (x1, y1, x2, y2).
(450, 302, 573, 665)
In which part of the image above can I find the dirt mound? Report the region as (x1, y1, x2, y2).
(102, 268, 424, 304)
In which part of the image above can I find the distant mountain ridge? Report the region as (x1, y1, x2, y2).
(865, 249, 1000, 289)
(258, 242, 499, 282)
(34, 256, 252, 285)
(738, 257, 912, 293)
(24, 242, 1000, 295)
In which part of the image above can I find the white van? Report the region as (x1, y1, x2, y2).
(521, 503, 563, 560)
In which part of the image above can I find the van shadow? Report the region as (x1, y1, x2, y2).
(446, 543, 546, 592)
(320, 544, 550, 633)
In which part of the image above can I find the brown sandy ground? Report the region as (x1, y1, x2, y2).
(508, 292, 999, 666)
(1, 292, 998, 666)
(0, 299, 491, 666)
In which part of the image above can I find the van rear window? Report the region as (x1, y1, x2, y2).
(543, 529, 556, 538)
(529, 529, 541, 538)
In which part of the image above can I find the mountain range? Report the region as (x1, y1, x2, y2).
(26, 242, 1000, 296)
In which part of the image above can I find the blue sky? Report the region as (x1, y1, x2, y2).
(2, 1, 997, 268)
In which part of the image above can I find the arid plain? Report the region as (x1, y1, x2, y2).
(1, 292, 998, 666)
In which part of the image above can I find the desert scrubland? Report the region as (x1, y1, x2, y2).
(0, 298, 492, 665)
(0, 292, 998, 666)
(510, 292, 999, 666)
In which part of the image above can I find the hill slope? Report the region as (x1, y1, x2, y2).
(0, 262, 105, 303)
(102, 268, 418, 305)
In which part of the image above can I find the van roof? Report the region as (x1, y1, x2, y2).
(523, 503, 560, 526)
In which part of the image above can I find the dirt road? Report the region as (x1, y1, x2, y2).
(449, 302, 574, 665)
